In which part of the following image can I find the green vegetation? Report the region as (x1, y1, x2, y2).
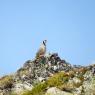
(0, 75, 14, 89)
(0, 70, 86, 95)
(10, 92, 18, 95)
(22, 72, 70, 95)
(22, 70, 88, 95)
(23, 83, 47, 95)
(47, 72, 69, 87)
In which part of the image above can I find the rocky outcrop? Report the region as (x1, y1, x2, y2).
(0, 53, 95, 95)
(0, 53, 72, 95)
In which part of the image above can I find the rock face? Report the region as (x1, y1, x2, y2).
(0, 53, 72, 95)
(45, 87, 73, 95)
(83, 71, 95, 95)
(0, 53, 95, 95)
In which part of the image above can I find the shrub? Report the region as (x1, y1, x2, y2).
(0, 75, 14, 89)
(22, 83, 47, 95)
(10, 92, 18, 95)
(47, 72, 69, 87)
(22, 72, 70, 95)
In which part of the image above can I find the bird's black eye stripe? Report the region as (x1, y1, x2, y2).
(43, 41, 46, 46)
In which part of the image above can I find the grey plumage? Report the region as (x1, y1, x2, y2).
(36, 40, 47, 59)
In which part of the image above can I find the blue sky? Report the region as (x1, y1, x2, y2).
(0, 0, 95, 76)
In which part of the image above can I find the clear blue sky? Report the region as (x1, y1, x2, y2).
(0, 0, 95, 76)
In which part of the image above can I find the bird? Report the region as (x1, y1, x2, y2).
(36, 40, 47, 59)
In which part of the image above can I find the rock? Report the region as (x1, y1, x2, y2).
(92, 66, 95, 75)
(1, 52, 95, 95)
(53, 65, 58, 71)
(12, 82, 33, 94)
(38, 77, 46, 82)
(74, 86, 83, 95)
(45, 87, 74, 95)
(73, 77, 81, 85)
(82, 71, 95, 95)
(0, 53, 73, 94)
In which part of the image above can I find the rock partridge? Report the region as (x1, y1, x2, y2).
(36, 40, 47, 59)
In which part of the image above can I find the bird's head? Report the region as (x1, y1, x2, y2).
(43, 40, 47, 46)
